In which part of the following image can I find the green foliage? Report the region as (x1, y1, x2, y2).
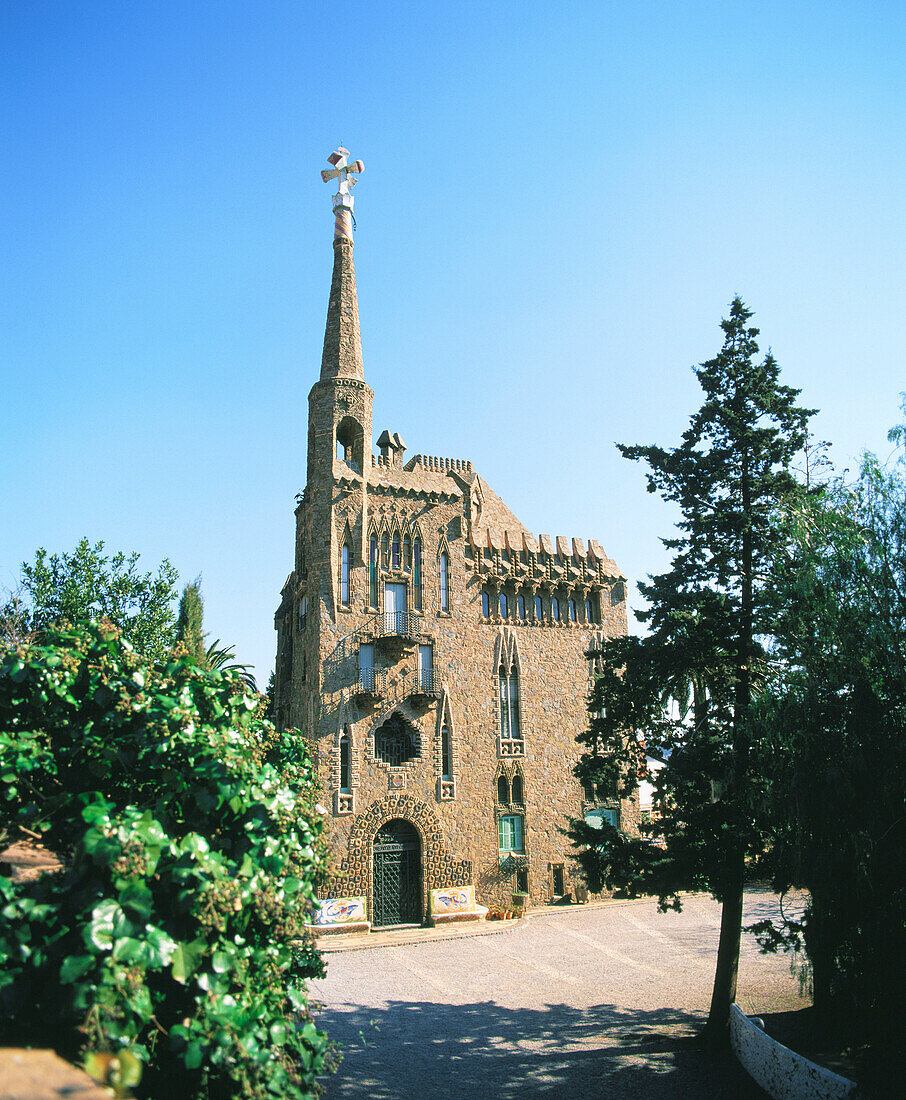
(7, 538, 178, 661)
(205, 640, 257, 693)
(571, 298, 814, 1038)
(0, 620, 334, 1098)
(750, 416, 906, 1094)
(175, 580, 208, 670)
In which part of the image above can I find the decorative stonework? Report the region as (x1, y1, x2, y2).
(322, 796, 472, 917)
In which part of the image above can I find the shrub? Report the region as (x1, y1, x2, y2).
(0, 620, 334, 1098)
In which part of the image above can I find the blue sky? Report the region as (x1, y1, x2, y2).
(2, 1, 904, 682)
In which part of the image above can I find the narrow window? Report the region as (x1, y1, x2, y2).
(369, 536, 378, 607)
(511, 772, 523, 804)
(535, 593, 543, 621)
(482, 589, 490, 618)
(403, 534, 411, 570)
(392, 532, 400, 570)
(440, 551, 449, 611)
(508, 666, 520, 737)
(499, 666, 511, 739)
(381, 533, 389, 570)
(497, 774, 510, 804)
(418, 643, 434, 693)
(358, 643, 374, 691)
(339, 731, 351, 792)
(299, 595, 308, 630)
(336, 437, 347, 461)
(413, 538, 422, 610)
(341, 541, 350, 606)
(517, 593, 526, 621)
(499, 591, 508, 619)
(552, 595, 560, 621)
(442, 724, 452, 780)
(498, 814, 524, 852)
(585, 597, 593, 623)
(569, 597, 577, 622)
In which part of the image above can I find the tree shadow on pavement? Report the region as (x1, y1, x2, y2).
(314, 999, 767, 1099)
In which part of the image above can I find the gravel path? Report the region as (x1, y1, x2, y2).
(310, 886, 809, 1099)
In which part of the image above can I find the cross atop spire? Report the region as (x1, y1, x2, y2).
(321, 146, 364, 241)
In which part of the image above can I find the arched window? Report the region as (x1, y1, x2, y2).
(341, 540, 351, 606)
(552, 595, 560, 621)
(517, 593, 526, 621)
(508, 665, 521, 738)
(339, 730, 351, 792)
(499, 666, 511, 739)
(403, 534, 411, 570)
(392, 532, 400, 570)
(381, 532, 389, 570)
(442, 724, 452, 780)
(497, 774, 510, 804)
(482, 588, 490, 618)
(499, 591, 508, 619)
(413, 537, 423, 610)
(440, 551, 449, 611)
(511, 772, 524, 804)
(535, 593, 543, 621)
(500, 663, 522, 749)
(569, 597, 577, 622)
(374, 713, 417, 766)
(585, 597, 593, 623)
(369, 535, 378, 607)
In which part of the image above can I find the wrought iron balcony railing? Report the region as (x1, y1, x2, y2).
(412, 669, 442, 697)
(377, 611, 422, 639)
(356, 667, 388, 697)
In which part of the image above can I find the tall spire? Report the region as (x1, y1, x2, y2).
(319, 146, 365, 381)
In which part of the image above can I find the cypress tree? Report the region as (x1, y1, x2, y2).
(573, 298, 814, 1044)
(176, 579, 208, 669)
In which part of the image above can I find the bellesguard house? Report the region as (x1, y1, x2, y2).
(274, 148, 638, 929)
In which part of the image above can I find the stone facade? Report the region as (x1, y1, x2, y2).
(274, 201, 636, 924)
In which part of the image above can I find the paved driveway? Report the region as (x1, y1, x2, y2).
(310, 887, 809, 1099)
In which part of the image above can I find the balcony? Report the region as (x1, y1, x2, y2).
(355, 666, 388, 702)
(410, 668, 442, 701)
(375, 611, 423, 640)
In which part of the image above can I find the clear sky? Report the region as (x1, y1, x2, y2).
(2, 1, 904, 683)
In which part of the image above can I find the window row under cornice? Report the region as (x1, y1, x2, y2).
(482, 585, 601, 625)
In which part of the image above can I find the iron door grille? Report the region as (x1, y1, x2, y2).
(372, 822, 421, 926)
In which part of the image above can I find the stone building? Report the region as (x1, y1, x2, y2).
(274, 149, 636, 927)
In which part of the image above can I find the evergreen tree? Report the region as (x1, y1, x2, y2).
(3, 538, 177, 661)
(571, 298, 813, 1044)
(175, 579, 208, 669)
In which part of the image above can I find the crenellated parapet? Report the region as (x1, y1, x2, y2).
(468, 526, 624, 586)
(402, 454, 473, 473)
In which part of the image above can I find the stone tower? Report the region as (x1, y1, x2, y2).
(274, 148, 635, 928)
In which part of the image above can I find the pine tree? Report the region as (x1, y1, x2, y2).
(572, 298, 814, 1044)
(176, 579, 208, 669)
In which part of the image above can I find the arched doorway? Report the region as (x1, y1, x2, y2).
(372, 819, 422, 926)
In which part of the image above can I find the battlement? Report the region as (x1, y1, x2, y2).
(403, 454, 473, 473)
(470, 526, 624, 583)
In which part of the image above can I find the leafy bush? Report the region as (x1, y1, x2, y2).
(0, 620, 334, 1098)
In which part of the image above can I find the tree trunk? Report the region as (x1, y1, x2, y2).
(704, 849, 745, 1048)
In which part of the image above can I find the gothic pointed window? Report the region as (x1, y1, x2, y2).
(511, 771, 524, 805)
(585, 597, 593, 623)
(535, 593, 543, 621)
(381, 532, 389, 570)
(442, 724, 453, 781)
(508, 666, 521, 738)
(517, 593, 526, 621)
(369, 535, 378, 607)
(413, 537, 422, 610)
(569, 597, 577, 622)
(341, 540, 351, 606)
(440, 550, 449, 611)
(551, 595, 560, 621)
(499, 591, 508, 619)
(499, 666, 511, 740)
(403, 534, 411, 571)
(339, 729, 351, 792)
(482, 588, 491, 618)
(497, 774, 510, 804)
(392, 532, 400, 571)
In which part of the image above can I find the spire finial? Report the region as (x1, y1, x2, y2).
(321, 146, 364, 242)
